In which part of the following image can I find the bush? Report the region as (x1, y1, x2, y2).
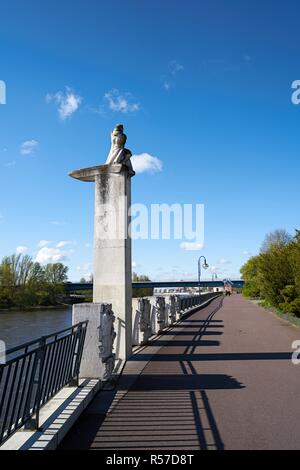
(241, 229, 300, 316)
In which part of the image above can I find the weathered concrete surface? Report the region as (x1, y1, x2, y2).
(73, 303, 115, 380)
(60, 295, 300, 450)
(93, 166, 132, 363)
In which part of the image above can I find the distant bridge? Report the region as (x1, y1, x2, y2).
(64, 279, 244, 293)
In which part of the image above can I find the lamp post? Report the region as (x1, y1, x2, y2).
(212, 272, 218, 281)
(198, 256, 209, 296)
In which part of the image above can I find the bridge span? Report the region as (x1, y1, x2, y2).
(65, 279, 244, 292)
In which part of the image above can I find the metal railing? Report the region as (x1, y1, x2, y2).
(0, 321, 88, 446)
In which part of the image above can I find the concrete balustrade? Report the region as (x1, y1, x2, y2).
(165, 295, 177, 326)
(132, 292, 221, 347)
(151, 296, 167, 334)
(176, 292, 220, 319)
(132, 298, 152, 346)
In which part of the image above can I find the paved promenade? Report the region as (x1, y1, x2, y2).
(61, 295, 300, 450)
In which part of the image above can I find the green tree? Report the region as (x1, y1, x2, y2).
(43, 263, 69, 305)
(241, 229, 300, 317)
(259, 245, 293, 307)
(0, 254, 69, 309)
(132, 272, 154, 298)
(240, 255, 262, 298)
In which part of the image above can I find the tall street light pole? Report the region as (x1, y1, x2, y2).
(198, 256, 209, 296)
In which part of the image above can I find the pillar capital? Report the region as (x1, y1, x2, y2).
(69, 163, 126, 182)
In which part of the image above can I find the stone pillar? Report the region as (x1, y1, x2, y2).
(93, 166, 132, 361)
(69, 164, 133, 365)
(166, 295, 176, 325)
(132, 297, 152, 346)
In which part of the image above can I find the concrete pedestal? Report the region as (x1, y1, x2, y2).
(73, 303, 116, 380)
(69, 164, 132, 364)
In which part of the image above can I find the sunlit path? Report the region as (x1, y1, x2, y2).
(61, 295, 300, 450)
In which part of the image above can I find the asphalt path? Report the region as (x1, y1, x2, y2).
(61, 295, 300, 450)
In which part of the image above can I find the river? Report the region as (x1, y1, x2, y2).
(0, 307, 72, 350)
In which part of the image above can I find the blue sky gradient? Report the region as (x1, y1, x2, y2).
(0, 0, 299, 281)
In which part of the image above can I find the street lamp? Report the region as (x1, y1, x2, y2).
(212, 272, 218, 281)
(198, 256, 209, 295)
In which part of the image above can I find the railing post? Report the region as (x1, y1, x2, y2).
(68, 323, 83, 387)
(24, 336, 46, 431)
(139, 298, 151, 344)
(168, 296, 176, 324)
(155, 296, 166, 333)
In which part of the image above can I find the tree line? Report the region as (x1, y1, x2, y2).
(0, 254, 68, 310)
(241, 229, 300, 315)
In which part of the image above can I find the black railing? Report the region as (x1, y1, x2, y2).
(0, 321, 88, 446)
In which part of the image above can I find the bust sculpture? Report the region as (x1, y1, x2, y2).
(105, 124, 135, 176)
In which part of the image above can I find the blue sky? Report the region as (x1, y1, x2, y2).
(0, 0, 300, 281)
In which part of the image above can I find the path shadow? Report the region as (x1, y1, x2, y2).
(160, 330, 223, 336)
(147, 339, 221, 347)
(129, 374, 244, 391)
(129, 351, 293, 362)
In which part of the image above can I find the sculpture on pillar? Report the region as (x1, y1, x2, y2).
(155, 296, 166, 326)
(98, 303, 116, 381)
(175, 295, 182, 318)
(105, 124, 135, 177)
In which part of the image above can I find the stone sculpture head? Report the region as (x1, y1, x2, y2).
(111, 124, 127, 148)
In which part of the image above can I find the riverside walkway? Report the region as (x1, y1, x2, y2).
(61, 295, 300, 450)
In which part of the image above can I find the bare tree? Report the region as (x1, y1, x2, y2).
(260, 229, 292, 253)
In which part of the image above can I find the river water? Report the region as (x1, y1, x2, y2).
(0, 307, 72, 350)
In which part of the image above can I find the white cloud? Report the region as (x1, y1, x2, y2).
(56, 240, 73, 248)
(104, 89, 139, 113)
(16, 246, 28, 254)
(37, 240, 51, 248)
(180, 242, 204, 251)
(132, 260, 137, 268)
(162, 60, 184, 91)
(163, 80, 173, 91)
(20, 140, 39, 156)
(242, 250, 252, 256)
(168, 60, 184, 75)
(4, 161, 16, 167)
(75, 263, 92, 279)
(50, 220, 65, 226)
(35, 247, 66, 264)
(131, 153, 163, 174)
(218, 258, 231, 265)
(46, 87, 82, 120)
